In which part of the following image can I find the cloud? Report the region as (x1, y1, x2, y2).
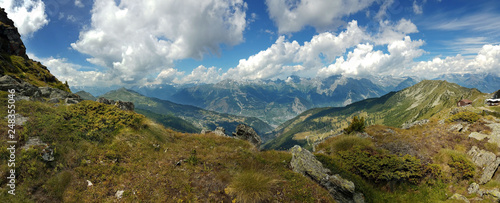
(71, 0, 247, 84)
(412, 0, 423, 14)
(318, 36, 425, 77)
(28, 54, 118, 87)
(427, 12, 500, 34)
(265, 0, 377, 33)
(225, 20, 423, 80)
(407, 44, 500, 78)
(75, 0, 84, 8)
(0, 0, 49, 37)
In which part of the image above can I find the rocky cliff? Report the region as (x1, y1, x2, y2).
(0, 7, 70, 92)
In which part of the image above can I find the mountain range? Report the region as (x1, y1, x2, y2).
(98, 88, 273, 136)
(263, 80, 490, 150)
(72, 73, 500, 128)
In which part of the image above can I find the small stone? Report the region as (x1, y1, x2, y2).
(467, 182, 479, 194)
(449, 193, 470, 203)
(116, 190, 124, 199)
(87, 180, 93, 187)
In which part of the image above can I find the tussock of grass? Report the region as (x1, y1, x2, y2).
(225, 170, 275, 203)
(317, 135, 373, 155)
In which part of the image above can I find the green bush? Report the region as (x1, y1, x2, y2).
(447, 111, 480, 123)
(338, 146, 424, 184)
(344, 116, 366, 134)
(448, 153, 475, 180)
(64, 101, 145, 141)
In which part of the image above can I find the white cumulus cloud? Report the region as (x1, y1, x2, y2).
(71, 0, 247, 84)
(406, 44, 500, 78)
(265, 0, 377, 33)
(0, 0, 49, 37)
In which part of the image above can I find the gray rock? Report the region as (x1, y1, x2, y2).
(214, 127, 226, 136)
(47, 98, 60, 103)
(114, 100, 134, 111)
(290, 145, 363, 203)
(115, 190, 124, 199)
(467, 146, 500, 184)
(200, 129, 211, 134)
(449, 193, 470, 203)
(0, 75, 42, 100)
(65, 98, 80, 105)
(479, 189, 500, 200)
(449, 123, 464, 132)
(468, 182, 479, 194)
(41, 146, 54, 162)
(96, 97, 112, 104)
(232, 124, 262, 148)
(21, 137, 46, 151)
(4, 113, 28, 126)
(401, 119, 429, 129)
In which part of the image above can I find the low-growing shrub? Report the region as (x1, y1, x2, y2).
(338, 146, 425, 184)
(447, 111, 480, 123)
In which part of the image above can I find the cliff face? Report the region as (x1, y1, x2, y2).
(0, 7, 70, 92)
(0, 8, 27, 59)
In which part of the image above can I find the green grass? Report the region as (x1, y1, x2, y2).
(0, 95, 334, 202)
(1, 54, 70, 92)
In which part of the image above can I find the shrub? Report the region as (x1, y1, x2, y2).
(344, 116, 366, 134)
(446, 111, 480, 123)
(448, 153, 475, 180)
(338, 146, 425, 184)
(225, 170, 274, 203)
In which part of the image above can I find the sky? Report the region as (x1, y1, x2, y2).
(1, 0, 500, 87)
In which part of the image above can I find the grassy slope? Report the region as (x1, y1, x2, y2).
(264, 80, 489, 150)
(135, 109, 201, 133)
(1, 54, 70, 92)
(0, 93, 333, 202)
(100, 88, 274, 136)
(313, 105, 500, 202)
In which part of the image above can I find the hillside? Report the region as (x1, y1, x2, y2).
(74, 90, 96, 101)
(264, 80, 489, 150)
(0, 95, 336, 202)
(100, 88, 274, 137)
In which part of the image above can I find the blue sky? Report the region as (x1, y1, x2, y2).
(2, 0, 500, 87)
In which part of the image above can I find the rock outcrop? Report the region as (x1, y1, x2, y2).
(0, 8, 27, 59)
(96, 97, 134, 111)
(232, 124, 262, 148)
(115, 100, 135, 111)
(0, 75, 81, 104)
(401, 119, 429, 129)
(0, 75, 41, 100)
(467, 146, 500, 184)
(290, 145, 364, 203)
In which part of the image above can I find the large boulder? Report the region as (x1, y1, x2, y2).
(213, 127, 226, 136)
(114, 100, 134, 111)
(467, 146, 500, 184)
(96, 97, 113, 105)
(232, 124, 262, 148)
(0, 75, 41, 100)
(290, 145, 364, 203)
